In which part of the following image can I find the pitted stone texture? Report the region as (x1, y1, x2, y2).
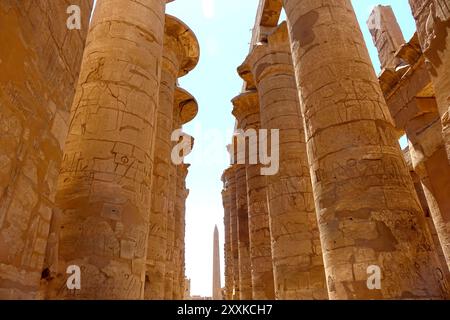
(284, 0, 448, 299)
(0, 0, 92, 300)
(46, 0, 166, 299)
(232, 91, 275, 300)
(241, 23, 328, 300)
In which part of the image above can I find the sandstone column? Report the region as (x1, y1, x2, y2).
(233, 143, 253, 300)
(46, 0, 167, 299)
(174, 163, 190, 299)
(145, 14, 199, 300)
(0, 0, 93, 300)
(231, 91, 275, 300)
(221, 168, 234, 300)
(165, 88, 198, 299)
(239, 22, 328, 300)
(227, 165, 240, 300)
(409, 0, 450, 162)
(283, 0, 448, 299)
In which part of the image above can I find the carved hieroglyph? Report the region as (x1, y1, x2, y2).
(239, 23, 328, 300)
(283, 0, 448, 299)
(231, 91, 275, 300)
(46, 0, 167, 299)
(0, 1, 92, 300)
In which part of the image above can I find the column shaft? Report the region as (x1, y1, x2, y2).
(222, 168, 234, 300)
(48, 0, 166, 299)
(242, 23, 328, 300)
(232, 92, 275, 300)
(234, 160, 252, 299)
(284, 0, 448, 299)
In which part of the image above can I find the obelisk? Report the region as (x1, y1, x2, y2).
(213, 225, 222, 300)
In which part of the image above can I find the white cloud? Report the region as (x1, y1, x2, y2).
(201, 0, 215, 19)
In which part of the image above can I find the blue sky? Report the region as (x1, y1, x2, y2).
(91, 0, 416, 297)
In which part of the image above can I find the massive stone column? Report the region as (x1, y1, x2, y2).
(0, 0, 93, 300)
(46, 0, 167, 299)
(221, 168, 234, 300)
(145, 14, 199, 300)
(231, 91, 275, 300)
(239, 23, 328, 300)
(408, 0, 450, 162)
(283, 0, 448, 299)
(233, 144, 253, 300)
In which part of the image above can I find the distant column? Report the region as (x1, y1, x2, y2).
(145, 14, 199, 300)
(228, 165, 240, 300)
(233, 142, 253, 300)
(231, 91, 275, 300)
(240, 23, 328, 300)
(283, 0, 448, 299)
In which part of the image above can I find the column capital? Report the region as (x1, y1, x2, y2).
(221, 166, 237, 186)
(164, 14, 200, 77)
(231, 90, 259, 124)
(174, 86, 198, 125)
(238, 22, 292, 84)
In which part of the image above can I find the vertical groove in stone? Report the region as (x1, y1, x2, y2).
(47, 0, 166, 299)
(284, 0, 448, 299)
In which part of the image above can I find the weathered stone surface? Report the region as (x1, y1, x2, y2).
(409, 0, 450, 162)
(233, 149, 253, 300)
(283, 0, 448, 299)
(231, 91, 275, 300)
(369, 7, 450, 275)
(240, 23, 328, 300)
(0, 0, 93, 300)
(45, 0, 167, 299)
(221, 168, 234, 300)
